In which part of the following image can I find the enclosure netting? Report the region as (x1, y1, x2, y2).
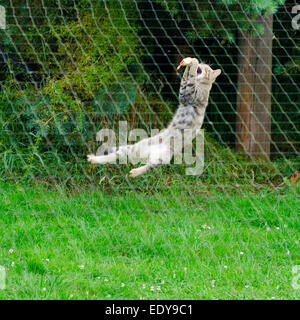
(0, 0, 299, 298)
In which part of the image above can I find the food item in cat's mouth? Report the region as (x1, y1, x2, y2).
(176, 62, 183, 70)
(177, 57, 193, 70)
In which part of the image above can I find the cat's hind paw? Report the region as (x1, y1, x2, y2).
(129, 165, 150, 177)
(129, 167, 143, 178)
(87, 154, 97, 164)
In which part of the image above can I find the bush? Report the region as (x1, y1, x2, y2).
(0, 1, 144, 159)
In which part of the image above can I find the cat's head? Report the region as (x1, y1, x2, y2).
(196, 63, 221, 85)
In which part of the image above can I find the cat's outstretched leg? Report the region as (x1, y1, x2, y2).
(129, 164, 152, 177)
(129, 143, 173, 177)
(87, 153, 117, 164)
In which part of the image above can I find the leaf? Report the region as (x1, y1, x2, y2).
(290, 170, 299, 183)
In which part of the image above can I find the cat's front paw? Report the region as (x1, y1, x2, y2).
(87, 154, 97, 164)
(177, 57, 194, 70)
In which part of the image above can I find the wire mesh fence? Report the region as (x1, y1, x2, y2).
(0, 0, 299, 299)
(0, 0, 299, 187)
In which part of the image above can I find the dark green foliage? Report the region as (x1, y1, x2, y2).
(0, 0, 143, 160)
(154, 0, 285, 41)
(272, 2, 300, 156)
(91, 83, 138, 118)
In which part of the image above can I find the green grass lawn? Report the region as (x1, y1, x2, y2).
(0, 181, 299, 300)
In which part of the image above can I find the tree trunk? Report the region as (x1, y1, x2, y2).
(236, 15, 273, 160)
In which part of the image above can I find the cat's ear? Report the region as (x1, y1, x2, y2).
(212, 69, 222, 79)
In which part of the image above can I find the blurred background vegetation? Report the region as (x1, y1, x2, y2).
(0, 0, 299, 186)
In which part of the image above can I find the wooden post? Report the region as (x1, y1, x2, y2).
(236, 15, 273, 160)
